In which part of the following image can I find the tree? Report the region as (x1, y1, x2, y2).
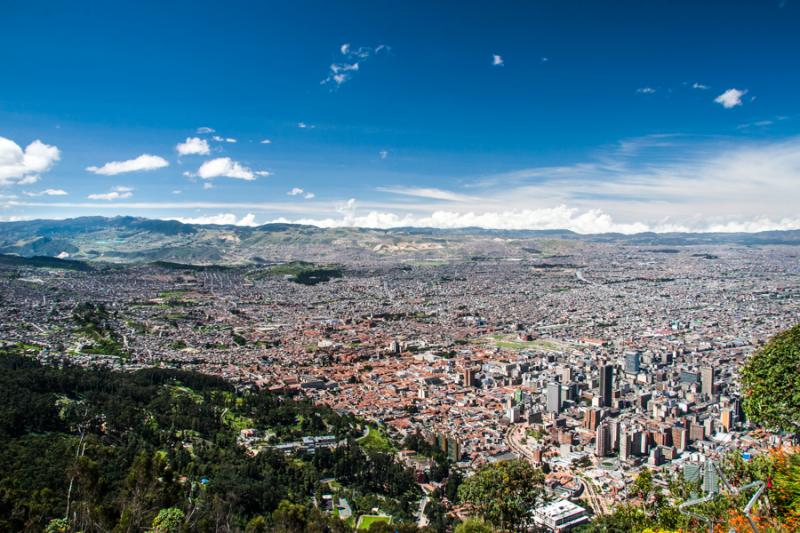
(457, 460, 545, 531)
(741, 323, 800, 432)
(454, 517, 494, 533)
(152, 507, 185, 533)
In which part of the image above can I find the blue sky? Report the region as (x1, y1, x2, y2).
(1, 0, 799, 232)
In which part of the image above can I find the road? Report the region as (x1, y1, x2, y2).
(579, 476, 608, 516)
(416, 494, 430, 528)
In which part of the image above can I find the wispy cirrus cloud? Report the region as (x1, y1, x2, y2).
(23, 188, 67, 197)
(322, 43, 389, 87)
(87, 154, 169, 175)
(377, 186, 477, 202)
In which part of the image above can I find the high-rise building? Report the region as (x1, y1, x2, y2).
(546, 382, 562, 413)
(672, 426, 689, 451)
(701, 366, 715, 397)
(608, 418, 621, 451)
(599, 364, 614, 407)
(720, 408, 734, 432)
(583, 408, 603, 431)
(596, 423, 611, 457)
(619, 431, 632, 460)
(624, 351, 641, 374)
(463, 367, 477, 388)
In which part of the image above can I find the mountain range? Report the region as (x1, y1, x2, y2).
(1, 216, 798, 265)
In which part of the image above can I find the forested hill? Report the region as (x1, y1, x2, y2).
(0, 351, 420, 532)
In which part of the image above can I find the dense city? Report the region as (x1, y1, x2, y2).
(2, 237, 798, 531)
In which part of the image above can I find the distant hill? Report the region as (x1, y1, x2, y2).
(0, 253, 92, 271)
(0, 216, 798, 265)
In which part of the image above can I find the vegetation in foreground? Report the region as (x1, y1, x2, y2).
(0, 350, 419, 532)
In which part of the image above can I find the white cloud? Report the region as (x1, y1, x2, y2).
(170, 213, 257, 226)
(87, 154, 168, 175)
(692, 82, 709, 90)
(176, 137, 210, 156)
(379, 150, 389, 160)
(297, 122, 314, 129)
(196, 157, 259, 180)
(202, 182, 214, 190)
(196, 126, 215, 134)
(211, 135, 237, 143)
(322, 43, 389, 86)
(260, 139, 272, 144)
(377, 187, 477, 202)
(23, 188, 67, 196)
(88, 186, 133, 200)
(288, 187, 314, 199)
(636, 87, 656, 94)
(715, 88, 747, 109)
(492, 54, 504, 66)
(254, 170, 272, 177)
(0, 137, 60, 186)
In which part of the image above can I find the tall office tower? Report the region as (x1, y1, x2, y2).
(595, 423, 611, 457)
(619, 429, 633, 460)
(463, 367, 476, 387)
(599, 364, 614, 407)
(608, 418, 621, 451)
(624, 350, 641, 374)
(701, 366, 715, 398)
(558, 366, 572, 383)
(546, 382, 562, 413)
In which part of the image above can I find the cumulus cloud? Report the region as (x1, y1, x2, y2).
(288, 187, 315, 199)
(23, 189, 67, 196)
(169, 213, 257, 226)
(267, 206, 800, 235)
(297, 122, 314, 129)
(87, 154, 168, 175)
(176, 137, 210, 156)
(322, 43, 389, 87)
(492, 54, 504, 66)
(88, 186, 133, 200)
(0, 137, 60, 186)
(715, 88, 747, 108)
(195, 157, 259, 180)
(692, 82, 709, 90)
(212, 135, 237, 143)
(260, 139, 272, 144)
(196, 127, 215, 134)
(636, 87, 656, 94)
